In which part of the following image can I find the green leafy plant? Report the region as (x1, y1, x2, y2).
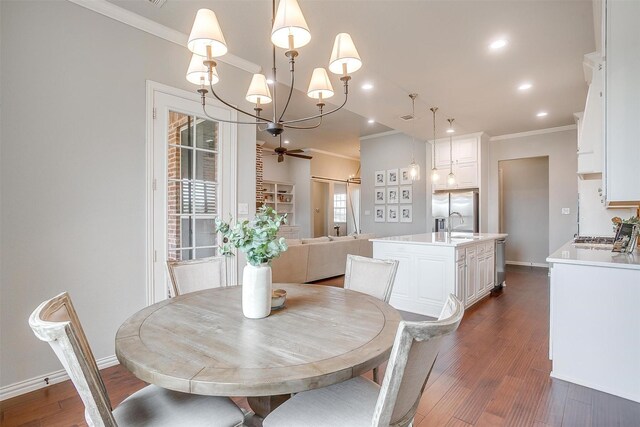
(215, 206, 288, 266)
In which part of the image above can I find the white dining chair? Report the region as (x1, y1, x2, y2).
(29, 292, 245, 427)
(344, 254, 399, 303)
(344, 254, 399, 382)
(167, 255, 228, 297)
(263, 294, 464, 427)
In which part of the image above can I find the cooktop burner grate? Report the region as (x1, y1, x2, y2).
(574, 236, 615, 244)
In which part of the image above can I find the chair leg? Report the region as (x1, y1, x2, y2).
(373, 366, 379, 384)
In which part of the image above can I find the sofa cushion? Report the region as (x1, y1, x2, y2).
(285, 238, 303, 246)
(271, 244, 309, 284)
(301, 236, 331, 244)
(328, 235, 355, 241)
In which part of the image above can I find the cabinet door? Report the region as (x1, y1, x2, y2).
(486, 253, 495, 292)
(465, 247, 477, 305)
(454, 138, 478, 164)
(434, 142, 451, 168)
(454, 162, 478, 188)
(456, 259, 466, 302)
(477, 254, 487, 298)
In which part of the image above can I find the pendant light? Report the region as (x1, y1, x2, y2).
(447, 118, 456, 186)
(407, 94, 421, 181)
(430, 107, 439, 182)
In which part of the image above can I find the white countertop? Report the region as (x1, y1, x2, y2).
(547, 240, 640, 270)
(370, 232, 508, 247)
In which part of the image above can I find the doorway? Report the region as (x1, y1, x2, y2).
(499, 156, 549, 266)
(312, 180, 329, 237)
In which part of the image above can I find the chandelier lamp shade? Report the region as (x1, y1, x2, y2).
(185, 0, 362, 137)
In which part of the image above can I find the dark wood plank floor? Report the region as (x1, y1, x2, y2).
(2, 266, 639, 426)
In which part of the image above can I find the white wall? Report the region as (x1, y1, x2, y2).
(310, 151, 360, 180)
(500, 157, 550, 264)
(488, 129, 578, 255)
(360, 133, 430, 236)
(0, 0, 256, 390)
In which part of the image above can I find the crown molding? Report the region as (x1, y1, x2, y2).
(359, 130, 402, 141)
(66, 0, 261, 74)
(489, 124, 577, 142)
(428, 131, 486, 145)
(306, 148, 359, 161)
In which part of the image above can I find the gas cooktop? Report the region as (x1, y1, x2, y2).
(574, 236, 615, 244)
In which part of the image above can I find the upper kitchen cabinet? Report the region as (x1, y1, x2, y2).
(577, 53, 604, 176)
(604, 0, 640, 206)
(432, 134, 485, 191)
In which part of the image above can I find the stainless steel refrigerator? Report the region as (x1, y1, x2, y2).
(432, 190, 479, 232)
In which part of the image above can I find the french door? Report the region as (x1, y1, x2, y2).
(147, 82, 237, 304)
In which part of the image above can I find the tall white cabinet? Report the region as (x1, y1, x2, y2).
(604, 0, 640, 206)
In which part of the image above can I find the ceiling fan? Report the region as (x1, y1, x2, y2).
(272, 136, 313, 163)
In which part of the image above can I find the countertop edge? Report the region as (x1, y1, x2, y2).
(370, 233, 508, 248)
(547, 240, 640, 271)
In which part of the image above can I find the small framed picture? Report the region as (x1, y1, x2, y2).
(386, 187, 399, 204)
(612, 223, 638, 253)
(387, 205, 399, 222)
(374, 188, 385, 204)
(374, 206, 386, 222)
(400, 185, 413, 203)
(387, 169, 398, 185)
(374, 170, 385, 187)
(400, 168, 412, 185)
(400, 205, 413, 223)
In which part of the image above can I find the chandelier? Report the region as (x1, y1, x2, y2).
(185, 0, 363, 137)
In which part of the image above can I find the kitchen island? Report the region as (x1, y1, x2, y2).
(547, 240, 640, 403)
(372, 233, 507, 317)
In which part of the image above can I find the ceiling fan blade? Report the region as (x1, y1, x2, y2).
(286, 153, 313, 160)
(286, 149, 305, 154)
(278, 154, 284, 163)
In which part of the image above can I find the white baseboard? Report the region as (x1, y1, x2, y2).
(506, 260, 549, 268)
(0, 355, 119, 401)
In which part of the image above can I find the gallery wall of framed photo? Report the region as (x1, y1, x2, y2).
(374, 167, 414, 223)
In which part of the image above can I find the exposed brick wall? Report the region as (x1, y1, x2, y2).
(256, 143, 264, 207)
(167, 112, 189, 261)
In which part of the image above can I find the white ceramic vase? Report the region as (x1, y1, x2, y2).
(242, 263, 272, 319)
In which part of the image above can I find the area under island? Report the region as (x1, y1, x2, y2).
(371, 233, 508, 317)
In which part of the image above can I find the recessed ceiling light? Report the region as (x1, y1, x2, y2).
(361, 83, 374, 90)
(446, 128, 455, 134)
(284, 139, 290, 144)
(266, 78, 274, 85)
(489, 39, 508, 50)
(518, 82, 533, 91)
(367, 118, 375, 124)
(536, 111, 548, 117)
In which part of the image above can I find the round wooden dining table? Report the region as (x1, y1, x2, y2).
(115, 283, 401, 417)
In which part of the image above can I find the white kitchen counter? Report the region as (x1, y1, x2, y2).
(547, 240, 640, 270)
(371, 232, 508, 247)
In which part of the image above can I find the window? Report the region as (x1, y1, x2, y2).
(333, 193, 347, 223)
(167, 113, 219, 261)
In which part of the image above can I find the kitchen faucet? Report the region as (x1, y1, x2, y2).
(447, 211, 464, 234)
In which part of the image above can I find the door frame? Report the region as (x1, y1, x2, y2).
(145, 81, 237, 305)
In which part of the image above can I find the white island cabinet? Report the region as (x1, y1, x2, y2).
(372, 233, 506, 317)
(547, 242, 640, 403)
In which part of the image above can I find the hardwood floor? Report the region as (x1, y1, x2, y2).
(2, 266, 639, 426)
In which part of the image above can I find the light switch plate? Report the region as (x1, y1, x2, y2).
(238, 203, 249, 215)
(561, 208, 570, 215)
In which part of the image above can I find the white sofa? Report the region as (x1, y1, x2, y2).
(271, 234, 374, 283)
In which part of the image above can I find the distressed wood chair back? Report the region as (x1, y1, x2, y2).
(344, 254, 399, 303)
(167, 255, 227, 297)
(372, 294, 464, 426)
(29, 292, 117, 427)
